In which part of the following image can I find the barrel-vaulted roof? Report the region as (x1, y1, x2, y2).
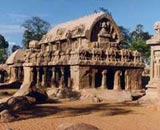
(40, 12, 123, 44)
(6, 49, 25, 65)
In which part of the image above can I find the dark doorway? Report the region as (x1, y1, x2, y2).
(64, 66, 70, 87)
(120, 70, 125, 90)
(107, 68, 115, 89)
(46, 67, 52, 87)
(32, 67, 37, 86)
(95, 70, 102, 88)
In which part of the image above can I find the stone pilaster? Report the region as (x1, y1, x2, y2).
(113, 70, 121, 90)
(101, 70, 107, 89)
(146, 21, 160, 90)
(41, 67, 47, 87)
(125, 70, 131, 90)
(36, 67, 40, 87)
(51, 67, 55, 87)
(59, 68, 65, 89)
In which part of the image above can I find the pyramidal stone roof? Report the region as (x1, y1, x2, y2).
(40, 12, 122, 44)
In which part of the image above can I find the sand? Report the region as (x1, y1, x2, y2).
(0, 99, 159, 130)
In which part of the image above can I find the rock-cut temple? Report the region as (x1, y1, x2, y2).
(3, 12, 144, 95)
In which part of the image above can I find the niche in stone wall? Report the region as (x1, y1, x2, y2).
(90, 18, 118, 43)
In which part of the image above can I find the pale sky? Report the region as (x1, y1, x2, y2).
(0, 0, 159, 46)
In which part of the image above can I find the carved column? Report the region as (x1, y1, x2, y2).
(113, 70, 121, 90)
(9, 67, 17, 83)
(68, 77, 71, 88)
(59, 68, 65, 89)
(101, 70, 107, 89)
(125, 70, 131, 90)
(41, 67, 47, 87)
(51, 67, 55, 87)
(147, 24, 160, 89)
(36, 67, 40, 87)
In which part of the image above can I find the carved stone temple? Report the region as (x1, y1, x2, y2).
(1, 12, 144, 96)
(146, 22, 160, 91)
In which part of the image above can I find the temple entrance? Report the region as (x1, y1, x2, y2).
(64, 66, 71, 87)
(46, 67, 52, 87)
(107, 68, 115, 89)
(95, 70, 102, 88)
(120, 70, 125, 90)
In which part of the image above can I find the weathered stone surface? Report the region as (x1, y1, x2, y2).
(0, 103, 8, 112)
(57, 123, 100, 130)
(27, 88, 48, 103)
(92, 95, 102, 103)
(7, 96, 31, 111)
(80, 89, 132, 102)
(0, 12, 144, 103)
(0, 109, 16, 122)
(144, 21, 160, 101)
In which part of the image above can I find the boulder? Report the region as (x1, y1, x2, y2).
(0, 109, 16, 122)
(27, 88, 48, 103)
(7, 96, 32, 112)
(0, 103, 8, 112)
(57, 123, 100, 130)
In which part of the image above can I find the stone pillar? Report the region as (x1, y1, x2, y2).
(14, 67, 34, 96)
(68, 77, 71, 88)
(9, 67, 17, 83)
(41, 67, 47, 87)
(125, 70, 131, 90)
(146, 21, 160, 90)
(101, 70, 107, 89)
(51, 67, 55, 87)
(136, 69, 143, 90)
(70, 66, 80, 90)
(36, 67, 40, 87)
(113, 70, 121, 90)
(59, 68, 65, 89)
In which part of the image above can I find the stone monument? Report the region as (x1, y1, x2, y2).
(146, 21, 160, 98)
(0, 12, 145, 97)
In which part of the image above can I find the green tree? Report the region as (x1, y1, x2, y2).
(129, 24, 151, 65)
(119, 26, 131, 49)
(22, 16, 50, 48)
(0, 35, 9, 63)
(99, 7, 112, 16)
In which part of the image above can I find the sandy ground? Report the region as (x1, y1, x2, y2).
(0, 98, 159, 130)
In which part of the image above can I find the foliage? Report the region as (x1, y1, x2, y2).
(94, 7, 112, 17)
(119, 26, 131, 49)
(22, 16, 50, 48)
(12, 45, 22, 53)
(99, 7, 112, 16)
(119, 24, 151, 65)
(129, 24, 151, 65)
(0, 35, 9, 63)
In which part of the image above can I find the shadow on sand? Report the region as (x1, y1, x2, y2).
(16, 101, 142, 121)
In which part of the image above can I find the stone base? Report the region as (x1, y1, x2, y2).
(79, 89, 133, 102)
(146, 79, 160, 89)
(140, 87, 159, 104)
